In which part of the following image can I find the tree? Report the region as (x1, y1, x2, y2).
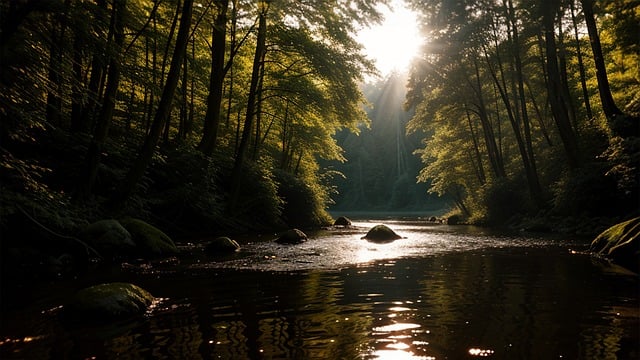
(113, 0, 194, 208)
(77, 0, 127, 200)
(198, 0, 230, 156)
(581, 0, 622, 120)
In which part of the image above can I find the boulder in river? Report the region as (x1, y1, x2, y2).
(119, 218, 178, 257)
(361, 224, 403, 243)
(590, 217, 640, 272)
(64, 282, 155, 323)
(205, 236, 241, 254)
(333, 216, 352, 227)
(79, 219, 135, 256)
(276, 229, 308, 244)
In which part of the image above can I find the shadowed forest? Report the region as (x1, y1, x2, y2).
(1, 0, 638, 240)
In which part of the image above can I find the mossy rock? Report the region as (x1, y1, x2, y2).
(276, 229, 308, 244)
(334, 216, 352, 227)
(119, 218, 178, 257)
(204, 236, 241, 254)
(78, 219, 135, 255)
(64, 282, 154, 323)
(590, 217, 640, 271)
(361, 224, 403, 243)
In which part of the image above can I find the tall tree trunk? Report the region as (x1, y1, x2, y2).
(556, 12, 578, 133)
(112, 0, 193, 208)
(508, 0, 544, 207)
(161, 0, 182, 145)
(76, 0, 126, 200)
(228, 4, 267, 214)
(542, 0, 581, 169)
(465, 107, 486, 184)
(252, 53, 266, 160)
(46, 0, 71, 127)
(581, 0, 625, 131)
(471, 56, 506, 179)
(79, 0, 108, 133)
(199, 0, 230, 156)
(70, 21, 85, 132)
(570, 0, 593, 120)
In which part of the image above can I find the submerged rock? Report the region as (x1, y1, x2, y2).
(79, 219, 135, 255)
(361, 224, 403, 243)
(276, 229, 308, 244)
(119, 218, 178, 257)
(64, 282, 155, 323)
(205, 236, 241, 254)
(590, 217, 640, 272)
(333, 216, 352, 227)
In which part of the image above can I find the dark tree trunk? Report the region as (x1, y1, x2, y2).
(76, 0, 126, 200)
(542, 0, 581, 169)
(78, 0, 108, 133)
(508, 0, 544, 208)
(228, 5, 267, 214)
(581, 0, 622, 119)
(570, 0, 593, 120)
(112, 0, 193, 208)
(198, 0, 229, 156)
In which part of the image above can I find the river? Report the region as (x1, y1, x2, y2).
(1, 219, 638, 359)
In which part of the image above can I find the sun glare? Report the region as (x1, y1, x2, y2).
(357, 0, 422, 78)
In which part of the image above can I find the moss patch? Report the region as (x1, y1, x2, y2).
(119, 218, 178, 257)
(591, 217, 640, 271)
(64, 282, 154, 323)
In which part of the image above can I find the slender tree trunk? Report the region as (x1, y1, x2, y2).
(508, 0, 544, 207)
(252, 54, 266, 160)
(79, 0, 108, 133)
(178, 46, 188, 141)
(570, 0, 593, 120)
(70, 22, 85, 132)
(465, 107, 486, 184)
(199, 0, 230, 155)
(471, 56, 506, 179)
(161, 0, 182, 145)
(76, 0, 126, 200)
(46, 0, 71, 127)
(542, 0, 581, 168)
(228, 5, 267, 213)
(112, 0, 193, 208)
(581, 0, 626, 134)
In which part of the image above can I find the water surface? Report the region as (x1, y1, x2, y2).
(1, 220, 638, 359)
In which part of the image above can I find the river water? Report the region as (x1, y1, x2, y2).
(1, 219, 638, 359)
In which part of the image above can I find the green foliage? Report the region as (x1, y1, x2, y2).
(275, 169, 332, 228)
(231, 160, 284, 230)
(470, 179, 528, 225)
(406, 0, 640, 224)
(551, 163, 621, 217)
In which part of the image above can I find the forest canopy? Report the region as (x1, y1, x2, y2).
(0, 0, 385, 234)
(0, 0, 638, 237)
(404, 0, 639, 225)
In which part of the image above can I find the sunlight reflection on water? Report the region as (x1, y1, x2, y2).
(192, 220, 574, 272)
(3, 220, 636, 360)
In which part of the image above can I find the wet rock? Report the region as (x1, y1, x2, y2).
(361, 224, 403, 243)
(446, 215, 462, 225)
(334, 216, 352, 227)
(64, 282, 155, 323)
(590, 217, 640, 272)
(205, 236, 241, 254)
(119, 218, 178, 257)
(78, 219, 135, 255)
(276, 229, 308, 244)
